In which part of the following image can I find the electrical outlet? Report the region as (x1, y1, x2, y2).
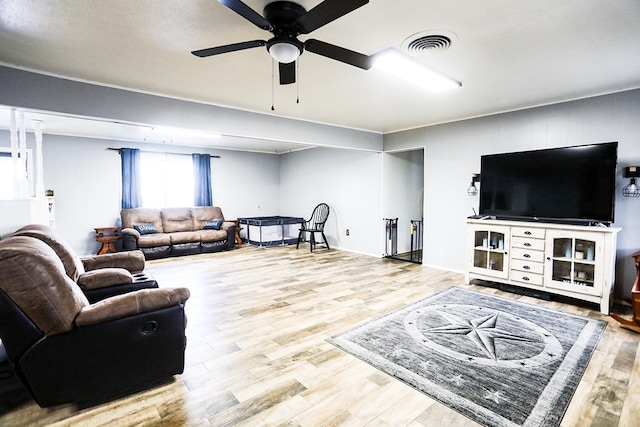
(345, 229, 350, 236)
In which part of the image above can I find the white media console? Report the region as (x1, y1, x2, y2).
(465, 219, 620, 314)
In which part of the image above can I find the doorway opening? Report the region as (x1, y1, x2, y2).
(382, 148, 424, 264)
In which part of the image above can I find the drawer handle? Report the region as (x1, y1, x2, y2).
(523, 265, 530, 270)
(524, 242, 531, 247)
(522, 276, 530, 281)
(524, 231, 532, 235)
(523, 254, 531, 258)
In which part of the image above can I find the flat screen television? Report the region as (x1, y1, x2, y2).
(479, 142, 618, 225)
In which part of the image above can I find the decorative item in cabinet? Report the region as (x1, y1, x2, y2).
(473, 230, 506, 271)
(547, 234, 601, 295)
(468, 225, 509, 280)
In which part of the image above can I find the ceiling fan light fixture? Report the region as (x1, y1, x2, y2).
(373, 48, 461, 92)
(267, 37, 303, 64)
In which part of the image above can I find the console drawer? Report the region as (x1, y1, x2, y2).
(511, 258, 544, 275)
(511, 247, 544, 263)
(511, 236, 545, 251)
(511, 227, 545, 239)
(510, 270, 544, 286)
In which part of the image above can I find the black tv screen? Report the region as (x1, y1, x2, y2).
(479, 142, 618, 225)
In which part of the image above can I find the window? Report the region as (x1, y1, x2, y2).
(0, 152, 12, 199)
(139, 153, 194, 208)
(0, 149, 34, 199)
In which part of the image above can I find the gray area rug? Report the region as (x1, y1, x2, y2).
(328, 287, 606, 427)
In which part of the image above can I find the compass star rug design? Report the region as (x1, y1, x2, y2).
(328, 287, 607, 427)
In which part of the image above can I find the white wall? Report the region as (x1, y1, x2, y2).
(41, 135, 121, 255)
(279, 147, 382, 256)
(382, 150, 424, 254)
(0, 132, 384, 257)
(384, 89, 640, 297)
(0, 131, 281, 255)
(209, 150, 280, 220)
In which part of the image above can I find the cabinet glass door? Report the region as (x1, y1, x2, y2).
(470, 227, 509, 279)
(547, 233, 600, 296)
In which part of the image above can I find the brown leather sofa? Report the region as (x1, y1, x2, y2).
(0, 235, 190, 407)
(121, 206, 236, 259)
(13, 224, 158, 303)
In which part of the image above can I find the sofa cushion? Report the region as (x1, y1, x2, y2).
(197, 229, 228, 243)
(201, 240, 227, 252)
(137, 233, 172, 248)
(220, 221, 237, 231)
(14, 225, 86, 282)
(203, 219, 223, 230)
(133, 223, 158, 235)
(0, 236, 89, 336)
(162, 208, 194, 233)
(191, 206, 225, 230)
(169, 231, 201, 245)
(77, 268, 133, 290)
(121, 208, 164, 233)
(75, 287, 190, 327)
(170, 242, 201, 256)
(81, 250, 145, 274)
(139, 246, 171, 260)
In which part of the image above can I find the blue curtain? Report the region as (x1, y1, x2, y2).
(192, 153, 212, 206)
(120, 148, 142, 209)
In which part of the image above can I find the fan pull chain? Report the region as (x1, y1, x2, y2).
(296, 60, 300, 104)
(271, 59, 275, 111)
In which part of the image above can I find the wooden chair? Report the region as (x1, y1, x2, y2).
(610, 251, 640, 333)
(296, 203, 330, 252)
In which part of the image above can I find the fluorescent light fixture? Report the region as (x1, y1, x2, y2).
(151, 126, 221, 139)
(373, 48, 461, 92)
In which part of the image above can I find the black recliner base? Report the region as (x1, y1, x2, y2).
(18, 305, 187, 407)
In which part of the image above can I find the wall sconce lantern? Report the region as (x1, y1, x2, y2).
(467, 173, 480, 196)
(623, 166, 640, 198)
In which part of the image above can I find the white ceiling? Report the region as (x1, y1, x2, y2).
(1, 0, 639, 152)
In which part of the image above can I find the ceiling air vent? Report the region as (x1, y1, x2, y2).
(402, 31, 457, 54)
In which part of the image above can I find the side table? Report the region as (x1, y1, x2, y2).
(94, 226, 120, 255)
(610, 251, 640, 333)
(230, 220, 243, 245)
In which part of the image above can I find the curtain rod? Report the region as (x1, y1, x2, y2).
(107, 147, 220, 158)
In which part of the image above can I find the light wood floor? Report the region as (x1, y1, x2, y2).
(1, 245, 639, 426)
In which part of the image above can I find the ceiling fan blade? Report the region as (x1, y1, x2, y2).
(295, 0, 368, 34)
(217, 0, 272, 30)
(192, 40, 266, 57)
(279, 61, 296, 85)
(304, 39, 372, 70)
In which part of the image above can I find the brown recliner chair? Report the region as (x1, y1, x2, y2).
(13, 224, 158, 302)
(0, 236, 190, 407)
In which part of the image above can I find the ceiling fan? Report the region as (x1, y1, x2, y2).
(192, 0, 373, 85)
